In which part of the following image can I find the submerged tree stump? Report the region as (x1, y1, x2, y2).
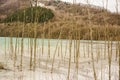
(0, 62, 4, 69)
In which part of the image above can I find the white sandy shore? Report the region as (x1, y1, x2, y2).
(0, 52, 118, 80)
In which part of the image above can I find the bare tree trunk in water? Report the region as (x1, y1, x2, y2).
(118, 42, 120, 80)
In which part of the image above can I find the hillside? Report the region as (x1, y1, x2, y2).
(0, 0, 120, 40)
(0, 0, 30, 20)
(44, 1, 120, 25)
(0, 0, 120, 25)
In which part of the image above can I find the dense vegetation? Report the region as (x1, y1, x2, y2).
(4, 7, 54, 23)
(0, 21, 120, 40)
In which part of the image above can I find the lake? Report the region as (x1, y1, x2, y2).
(0, 37, 119, 80)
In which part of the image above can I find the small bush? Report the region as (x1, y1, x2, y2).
(4, 7, 54, 23)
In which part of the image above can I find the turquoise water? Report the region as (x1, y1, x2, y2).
(0, 37, 118, 47)
(0, 37, 59, 47)
(0, 37, 118, 53)
(0, 37, 67, 53)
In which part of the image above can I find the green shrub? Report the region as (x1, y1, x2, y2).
(4, 7, 54, 23)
